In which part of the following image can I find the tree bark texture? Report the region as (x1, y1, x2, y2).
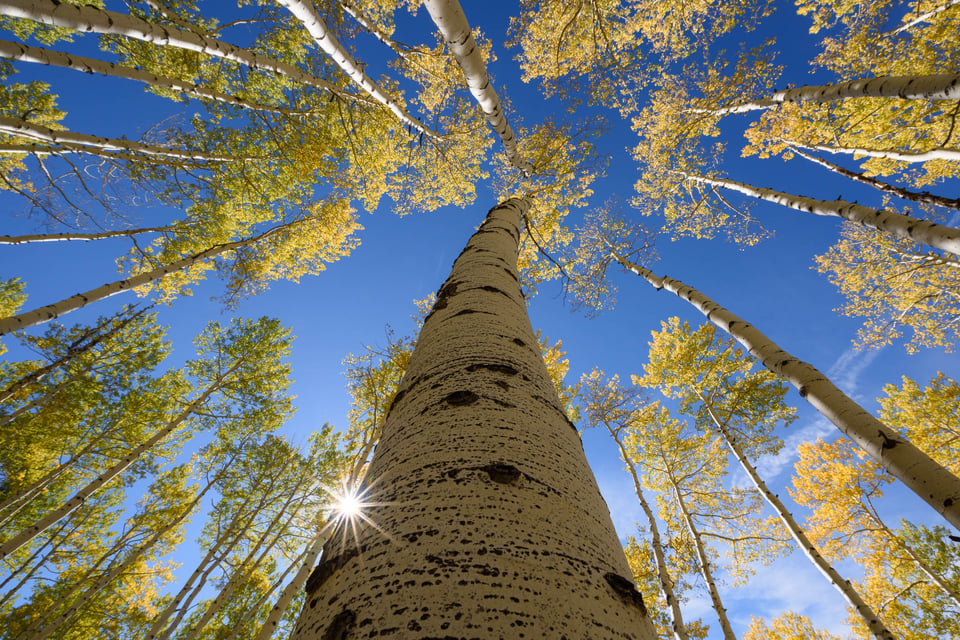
(423, 0, 533, 175)
(684, 173, 960, 255)
(291, 199, 656, 639)
(615, 255, 960, 531)
(695, 73, 960, 115)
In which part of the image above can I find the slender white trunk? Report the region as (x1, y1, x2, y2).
(790, 146, 960, 211)
(693, 73, 960, 116)
(422, 0, 532, 175)
(667, 475, 737, 640)
(886, 0, 960, 35)
(609, 429, 690, 640)
(683, 173, 960, 255)
(0, 0, 358, 97)
(182, 490, 305, 640)
(0, 220, 291, 335)
(696, 394, 897, 640)
(340, 1, 407, 59)
(274, 0, 439, 141)
(148, 485, 280, 640)
(0, 359, 240, 561)
(0, 375, 76, 426)
(0, 40, 294, 114)
(291, 199, 655, 638)
(253, 519, 334, 640)
(783, 139, 960, 163)
(0, 226, 175, 245)
(613, 254, 960, 530)
(0, 116, 233, 163)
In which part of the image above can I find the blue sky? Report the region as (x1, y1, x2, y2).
(2, 1, 959, 638)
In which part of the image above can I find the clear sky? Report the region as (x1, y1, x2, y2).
(1, 1, 958, 638)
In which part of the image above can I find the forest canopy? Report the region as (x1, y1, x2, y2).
(0, 0, 958, 638)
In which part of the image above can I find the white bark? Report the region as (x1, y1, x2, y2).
(422, 0, 532, 175)
(697, 395, 896, 640)
(684, 173, 960, 255)
(886, 0, 960, 35)
(290, 199, 656, 638)
(0, 0, 340, 96)
(274, 0, 439, 140)
(609, 430, 690, 640)
(694, 73, 960, 116)
(614, 254, 960, 531)
(0, 359, 239, 561)
(0, 40, 296, 114)
(664, 469, 736, 640)
(0, 226, 175, 245)
(0, 116, 234, 163)
(783, 138, 960, 163)
(253, 520, 334, 640)
(790, 146, 960, 211)
(0, 221, 287, 336)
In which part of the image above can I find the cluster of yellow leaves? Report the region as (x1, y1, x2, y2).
(814, 220, 960, 353)
(744, 611, 842, 640)
(790, 436, 960, 639)
(879, 372, 960, 474)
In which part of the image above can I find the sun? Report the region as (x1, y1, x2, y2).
(334, 489, 363, 520)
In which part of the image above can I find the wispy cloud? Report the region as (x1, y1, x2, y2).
(826, 343, 884, 402)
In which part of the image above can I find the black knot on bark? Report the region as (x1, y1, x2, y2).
(482, 463, 521, 485)
(444, 390, 480, 406)
(879, 430, 900, 450)
(323, 609, 356, 640)
(604, 572, 647, 615)
(306, 548, 359, 594)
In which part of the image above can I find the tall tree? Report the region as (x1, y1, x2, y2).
(289, 199, 656, 639)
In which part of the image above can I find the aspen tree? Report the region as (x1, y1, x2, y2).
(568, 210, 960, 528)
(290, 199, 656, 639)
(582, 369, 694, 640)
(639, 319, 897, 640)
(814, 222, 960, 353)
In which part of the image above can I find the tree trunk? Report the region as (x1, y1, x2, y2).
(0, 0, 343, 97)
(253, 520, 335, 640)
(693, 73, 960, 115)
(0, 226, 176, 245)
(0, 219, 294, 335)
(0, 116, 233, 163)
(274, 0, 439, 141)
(613, 253, 960, 531)
(290, 199, 656, 638)
(683, 173, 960, 255)
(885, 0, 960, 35)
(422, 0, 532, 175)
(0, 40, 294, 114)
(667, 474, 737, 640)
(696, 393, 896, 640)
(790, 146, 960, 211)
(783, 139, 960, 163)
(609, 428, 691, 640)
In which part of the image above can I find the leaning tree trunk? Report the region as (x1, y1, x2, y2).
(613, 254, 960, 531)
(692, 72, 960, 116)
(423, 0, 532, 175)
(274, 0, 439, 141)
(0, 0, 342, 96)
(290, 199, 656, 639)
(696, 394, 896, 640)
(682, 173, 960, 255)
(790, 146, 960, 211)
(0, 40, 293, 114)
(0, 226, 176, 245)
(0, 116, 233, 163)
(781, 139, 960, 164)
(0, 219, 298, 335)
